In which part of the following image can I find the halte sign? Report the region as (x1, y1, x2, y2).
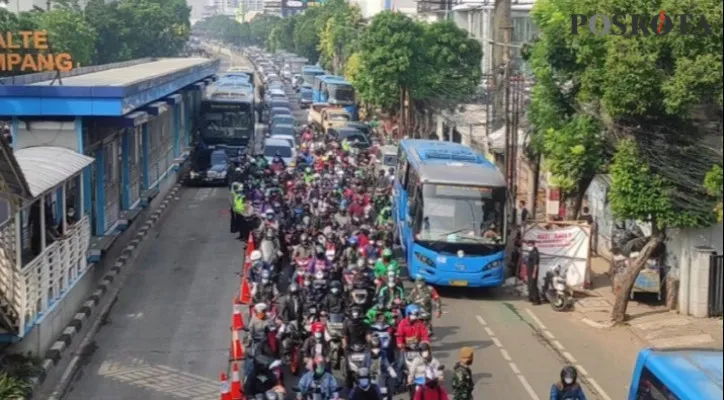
(0, 31, 74, 73)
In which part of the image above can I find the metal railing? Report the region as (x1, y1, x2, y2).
(709, 254, 723, 317)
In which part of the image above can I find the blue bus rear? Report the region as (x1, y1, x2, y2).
(301, 66, 325, 88)
(393, 140, 507, 288)
(312, 75, 358, 121)
(628, 348, 722, 400)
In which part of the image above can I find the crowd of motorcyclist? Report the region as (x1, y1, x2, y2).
(221, 59, 587, 400)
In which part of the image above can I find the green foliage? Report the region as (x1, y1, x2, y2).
(355, 11, 424, 111)
(541, 115, 604, 193)
(609, 139, 714, 229)
(292, 14, 321, 62)
(528, 0, 723, 227)
(318, 2, 362, 73)
(0, 373, 30, 400)
(34, 7, 97, 66)
(194, 15, 248, 46)
(268, 17, 295, 53)
(704, 165, 723, 222)
(416, 21, 482, 109)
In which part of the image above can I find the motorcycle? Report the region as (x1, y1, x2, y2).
(261, 229, 280, 268)
(400, 343, 420, 393)
(370, 320, 394, 362)
(280, 321, 303, 375)
(543, 265, 573, 311)
(325, 312, 345, 369)
(253, 387, 286, 400)
(293, 384, 341, 400)
(341, 343, 367, 388)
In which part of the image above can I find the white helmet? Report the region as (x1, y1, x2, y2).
(253, 303, 268, 313)
(250, 250, 262, 262)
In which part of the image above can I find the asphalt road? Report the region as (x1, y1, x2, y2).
(59, 52, 627, 400)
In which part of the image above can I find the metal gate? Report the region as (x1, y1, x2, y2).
(709, 254, 724, 317)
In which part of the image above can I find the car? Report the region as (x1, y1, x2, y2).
(269, 99, 292, 110)
(269, 133, 298, 148)
(269, 107, 292, 119)
(187, 149, 229, 186)
(270, 124, 298, 140)
(378, 144, 398, 174)
(270, 115, 299, 130)
(344, 121, 372, 137)
(329, 127, 371, 150)
(298, 87, 313, 109)
(268, 81, 285, 91)
(263, 138, 295, 165)
(268, 88, 286, 98)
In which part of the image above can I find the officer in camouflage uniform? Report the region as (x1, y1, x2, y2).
(452, 347, 474, 400)
(407, 275, 443, 335)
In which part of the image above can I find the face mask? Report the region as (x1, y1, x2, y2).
(410, 316, 417, 321)
(564, 377, 574, 385)
(262, 279, 269, 284)
(352, 312, 360, 319)
(422, 351, 430, 358)
(371, 349, 380, 355)
(388, 281, 396, 287)
(315, 367, 325, 375)
(416, 282, 424, 288)
(304, 280, 311, 287)
(331, 288, 339, 294)
(314, 333, 323, 339)
(358, 378, 370, 388)
(68, 210, 75, 218)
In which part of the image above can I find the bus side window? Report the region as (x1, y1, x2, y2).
(412, 187, 424, 232)
(636, 367, 680, 400)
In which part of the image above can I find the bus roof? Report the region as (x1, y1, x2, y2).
(303, 65, 325, 72)
(400, 139, 505, 187)
(640, 348, 722, 399)
(317, 75, 352, 85)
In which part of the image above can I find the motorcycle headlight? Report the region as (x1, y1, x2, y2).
(190, 171, 199, 178)
(483, 260, 503, 271)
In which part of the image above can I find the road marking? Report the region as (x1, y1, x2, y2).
(476, 315, 540, 400)
(525, 308, 613, 400)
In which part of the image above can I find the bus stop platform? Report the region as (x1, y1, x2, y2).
(0, 57, 219, 349)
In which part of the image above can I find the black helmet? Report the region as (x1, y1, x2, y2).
(330, 281, 342, 290)
(560, 366, 578, 386)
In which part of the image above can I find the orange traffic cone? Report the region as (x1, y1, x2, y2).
(243, 257, 252, 276)
(230, 362, 244, 400)
(232, 300, 245, 331)
(220, 372, 232, 400)
(230, 328, 245, 361)
(239, 278, 252, 305)
(246, 235, 255, 256)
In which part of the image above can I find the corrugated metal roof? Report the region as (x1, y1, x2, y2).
(14, 146, 94, 197)
(30, 58, 212, 87)
(0, 135, 32, 203)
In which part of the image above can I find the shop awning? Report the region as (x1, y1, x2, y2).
(13, 146, 95, 197)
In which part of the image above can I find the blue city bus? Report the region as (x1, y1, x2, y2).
(312, 75, 358, 120)
(628, 348, 722, 400)
(198, 86, 255, 160)
(393, 140, 507, 288)
(301, 65, 325, 88)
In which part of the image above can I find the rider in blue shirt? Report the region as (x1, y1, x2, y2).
(298, 357, 339, 399)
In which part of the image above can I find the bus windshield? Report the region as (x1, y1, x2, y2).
(331, 85, 355, 103)
(416, 184, 506, 245)
(200, 101, 253, 140)
(303, 71, 323, 87)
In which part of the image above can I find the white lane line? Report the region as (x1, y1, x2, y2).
(476, 315, 540, 400)
(526, 308, 548, 330)
(525, 308, 612, 400)
(589, 379, 612, 400)
(518, 375, 542, 400)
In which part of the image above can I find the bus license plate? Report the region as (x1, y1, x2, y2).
(450, 280, 468, 287)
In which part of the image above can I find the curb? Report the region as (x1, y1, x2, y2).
(30, 183, 183, 388)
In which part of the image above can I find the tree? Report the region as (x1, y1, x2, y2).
(116, 0, 191, 58)
(704, 165, 723, 222)
(416, 20, 482, 109)
(529, 0, 722, 323)
(354, 11, 425, 112)
(247, 14, 281, 48)
(268, 16, 296, 52)
(34, 8, 97, 67)
(292, 12, 321, 62)
(318, 2, 362, 74)
(85, 0, 133, 63)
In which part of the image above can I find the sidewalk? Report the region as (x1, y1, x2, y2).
(505, 257, 723, 350)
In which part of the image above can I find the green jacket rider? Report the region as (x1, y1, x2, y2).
(373, 249, 399, 279)
(376, 280, 405, 309)
(365, 306, 395, 326)
(375, 206, 392, 226)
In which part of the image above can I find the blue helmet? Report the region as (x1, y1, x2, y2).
(348, 236, 359, 246)
(405, 304, 421, 316)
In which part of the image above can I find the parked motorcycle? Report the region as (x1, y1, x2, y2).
(543, 265, 573, 311)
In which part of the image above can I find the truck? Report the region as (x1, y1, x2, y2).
(308, 103, 352, 135)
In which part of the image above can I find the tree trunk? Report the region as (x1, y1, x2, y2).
(531, 154, 541, 219)
(610, 232, 666, 324)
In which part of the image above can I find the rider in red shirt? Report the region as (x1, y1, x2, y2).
(396, 305, 430, 348)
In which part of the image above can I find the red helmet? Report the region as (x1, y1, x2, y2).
(311, 321, 325, 334)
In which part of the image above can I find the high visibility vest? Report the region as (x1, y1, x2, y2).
(233, 194, 245, 214)
(342, 140, 351, 152)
